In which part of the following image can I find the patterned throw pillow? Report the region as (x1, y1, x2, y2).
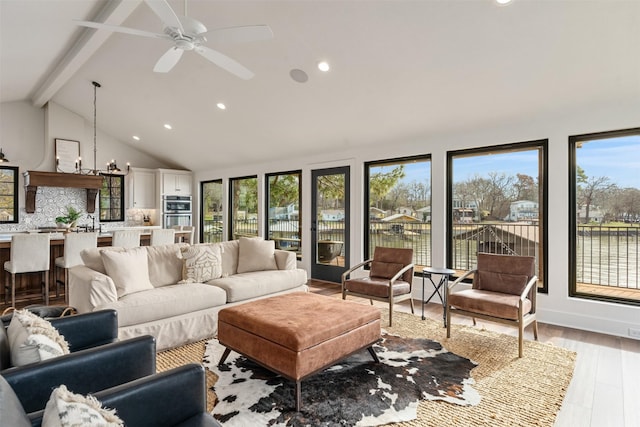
(7, 310, 70, 367)
(179, 243, 223, 283)
(42, 385, 123, 427)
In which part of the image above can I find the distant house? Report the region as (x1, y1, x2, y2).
(578, 205, 604, 223)
(381, 213, 420, 222)
(270, 203, 298, 220)
(396, 206, 414, 216)
(506, 200, 539, 222)
(369, 207, 386, 220)
(452, 197, 478, 223)
(416, 206, 431, 222)
(320, 209, 345, 221)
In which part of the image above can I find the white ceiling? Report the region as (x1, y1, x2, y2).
(2, 0, 639, 172)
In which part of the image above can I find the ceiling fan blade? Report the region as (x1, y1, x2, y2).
(206, 25, 274, 44)
(75, 20, 170, 40)
(195, 46, 255, 80)
(144, 0, 184, 34)
(153, 47, 184, 73)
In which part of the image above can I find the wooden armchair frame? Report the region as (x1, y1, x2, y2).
(445, 255, 538, 358)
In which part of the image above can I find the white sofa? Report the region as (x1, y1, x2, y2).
(69, 238, 308, 350)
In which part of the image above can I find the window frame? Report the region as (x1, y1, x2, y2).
(568, 127, 640, 305)
(364, 154, 432, 271)
(99, 173, 125, 222)
(228, 175, 258, 240)
(265, 170, 302, 259)
(0, 166, 19, 224)
(200, 179, 223, 243)
(446, 139, 549, 293)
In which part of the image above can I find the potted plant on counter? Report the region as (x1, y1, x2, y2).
(56, 206, 82, 230)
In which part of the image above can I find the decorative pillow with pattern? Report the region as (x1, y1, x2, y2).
(179, 243, 223, 283)
(7, 309, 70, 367)
(42, 385, 124, 427)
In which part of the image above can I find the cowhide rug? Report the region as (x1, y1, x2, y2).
(203, 333, 480, 426)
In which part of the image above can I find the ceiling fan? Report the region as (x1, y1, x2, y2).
(75, 0, 273, 79)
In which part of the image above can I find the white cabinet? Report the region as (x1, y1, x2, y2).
(160, 170, 192, 196)
(127, 168, 156, 209)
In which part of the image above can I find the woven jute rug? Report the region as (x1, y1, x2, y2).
(156, 311, 576, 427)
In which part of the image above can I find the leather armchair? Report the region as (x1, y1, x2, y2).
(1, 309, 119, 371)
(342, 246, 415, 326)
(28, 364, 222, 427)
(2, 335, 156, 414)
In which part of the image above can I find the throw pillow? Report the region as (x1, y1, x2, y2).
(42, 385, 123, 427)
(80, 247, 125, 274)
(237, 237, 278, 274)
(179, 243, 223, 283)
(0, 375, 31, 427)
(7, 309, 70, 367)
(100, 247, 154, 298)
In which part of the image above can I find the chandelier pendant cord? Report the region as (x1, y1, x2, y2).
(92, 81, 101, 175)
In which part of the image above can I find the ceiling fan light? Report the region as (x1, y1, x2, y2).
(318, 61, 330, 72)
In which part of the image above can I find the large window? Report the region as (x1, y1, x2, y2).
(99, 174, 124, 222)
(447, 140, 548, 291)
(569, 128, 640, 304)
(201, 179, 223, 243)
(265, 171, 301, 259)
(229, 176, 258, 240)
(364, 156, 431, 269)
(0, 166, 18, 223)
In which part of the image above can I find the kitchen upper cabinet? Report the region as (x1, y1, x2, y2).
(160, 170, 192, 196)
(127, 167, 156, 209)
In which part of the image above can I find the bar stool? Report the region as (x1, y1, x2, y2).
(54, 232, 98, 303)
(112, 230, 141, 248)
(4, 234, 51, 307)
(150, 229, 176, 246)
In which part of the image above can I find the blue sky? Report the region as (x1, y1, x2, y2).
(372, 135, 639, 189)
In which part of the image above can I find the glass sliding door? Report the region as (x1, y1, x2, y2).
(311, 166, 349, 282)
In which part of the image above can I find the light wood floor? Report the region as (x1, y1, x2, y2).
(308, 279, 640, 427)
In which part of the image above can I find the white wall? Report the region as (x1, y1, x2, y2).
(194, 98, 640, 340)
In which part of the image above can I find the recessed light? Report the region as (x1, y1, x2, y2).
(217, 103, 226, 110)
(318, 61, 330, 72)
(164, 124, 172, 130)
(132, 135, 140, 141)
(496, 0, 512, 4)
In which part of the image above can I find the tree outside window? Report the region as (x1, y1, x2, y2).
(201, 180, 223, 243)
(266, 171, 301, 259)
(365, 156, 431, 269)
(99, 174, 124, 222)
(0, 166, 18, 223)
(229, 176, 258, 239)
(570, 128, 640, 304)
(448, 141, 547, 291)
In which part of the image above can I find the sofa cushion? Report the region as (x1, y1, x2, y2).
(7, 309, 70, 367)
(219, 240, 239, 277)
(237, 237, 278, 274)
(42, 384, 123, 427)
(147, 244, 186, 287)
(179, 243, 223, 283)
(101, 247, 154, 298)
(80, 247, 125, 274)
(209, 269, 307, 303)
(99, 284, 227, 327)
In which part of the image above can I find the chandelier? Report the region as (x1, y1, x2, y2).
(59, 81, 129, 175)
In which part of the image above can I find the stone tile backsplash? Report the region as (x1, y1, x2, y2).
(0, 187, 125, 232)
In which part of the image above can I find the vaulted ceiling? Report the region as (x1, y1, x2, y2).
(2, 0, 639, 171)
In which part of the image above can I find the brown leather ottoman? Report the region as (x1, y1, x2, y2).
(217, 292, 381, 411)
